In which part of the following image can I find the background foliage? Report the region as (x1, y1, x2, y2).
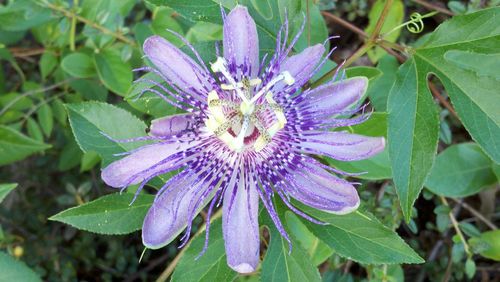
(0, 0, 499, 281)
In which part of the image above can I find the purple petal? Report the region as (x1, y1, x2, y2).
(142, 173, 209, 249)
(101, 142, 197, 188)
(149, 113, 195, 137)
(223, 5, 259, 77)
(299, 132, 385, 161)
(143, 36, 212, 95)
(299, 77, 368, 117)
(223, 175, 260, 273)
(280, 44, 325, 87)
(287, 162, 360, 214)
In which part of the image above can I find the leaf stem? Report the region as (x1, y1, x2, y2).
(40, 1, 137, 47)
(440, 196, 472, 257)
(369, 0, 394, 42)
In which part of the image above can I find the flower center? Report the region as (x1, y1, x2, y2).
(205, 57, 293, 152)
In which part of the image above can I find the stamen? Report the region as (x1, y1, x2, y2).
(249, 71, 295, 104)
(210, 57, 249, 103)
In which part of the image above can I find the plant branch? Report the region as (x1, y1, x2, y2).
(451, 198, 498, 230)
(441, 196, 471, 257)
(428, 80, 459, 118)
(40, 1, 137, 47)
(369, 0, 394, 42)
(412, 0, 454, 16)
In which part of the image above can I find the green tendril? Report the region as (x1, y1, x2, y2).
(383, 11, 438, 37)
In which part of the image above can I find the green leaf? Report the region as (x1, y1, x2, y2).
(61, 53, 97, 78)
(66, 102, 148, 165)
(93, 49, 132, 96)
(0, 252, 41, 282)
(171, 218, 238, 282)
(0, 183, 17, 204)
(50, 193, 153, 235)
(444, 51, 500, 80)
(39, 51, 57, 79)
(411, 7, 500, 163)
(261, 209, 322, 282)
(425, 143, 497, 197)
(299, 205, 424, 264)
(469, 230, 500, 261)
(367, 55, 399, 111)
(80, 151, 101, 172)
(328, 113, 392, 180)
(37, 103, 53, 137)
(465, 258, 476, 279)
(69, 79, 108, 102)
(365, 0, 404, 62)
(26, 118, 43, 142)
(387, 58, 439, 221)
(285, 212, 333, 266)
(0, 125, 51, 166)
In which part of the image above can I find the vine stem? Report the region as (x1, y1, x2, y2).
(412, 0, 454, 16)
(440, 196, 472, 257)
(40, 1, 137, 47)
(312, 0, 393, 88)
(156, 209, 223, 282)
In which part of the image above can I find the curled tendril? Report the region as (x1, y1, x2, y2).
(383, 11, 438, 37)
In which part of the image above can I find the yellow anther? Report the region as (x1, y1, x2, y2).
(207, 91, 226, 123)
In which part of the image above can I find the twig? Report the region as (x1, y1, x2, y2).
(441, 197, 471, 257)
(0, 79, 74, 117)
(428, 80, 459, 119)
(9, 47, 46, 57)
(451, 198, 498, 230)
(40, 1, 137, 47)
(369, 0, 394, 42)
(412, 0, 455, 16)
(321, 11, 367, 38)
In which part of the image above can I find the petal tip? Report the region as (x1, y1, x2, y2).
(230, 263, 256, 274)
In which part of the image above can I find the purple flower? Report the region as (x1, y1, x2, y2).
(101, 5, 384, 273)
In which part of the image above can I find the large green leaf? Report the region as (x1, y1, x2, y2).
(0, 125, 51, 166)
(425, 143, 497, 197)
(171, 218, 238, 282)
(0, 252, 41, 282)
(50, 193, 153, 235)
(412, 7, 500, 162)
(299, 205, 424, 264)
(0, 183, 17, 204)
(66, 102, 148, 165)
(261, 208, 322, 282)
(93, 49, 132, 96)
(387, 58, 440, 221)
(388, 7, 500, 220)
(367, 55, 399, 111)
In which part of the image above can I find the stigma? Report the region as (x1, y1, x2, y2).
(205, 57, 294, 152)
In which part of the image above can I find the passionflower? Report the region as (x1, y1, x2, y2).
(101, 5, 384, 273)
